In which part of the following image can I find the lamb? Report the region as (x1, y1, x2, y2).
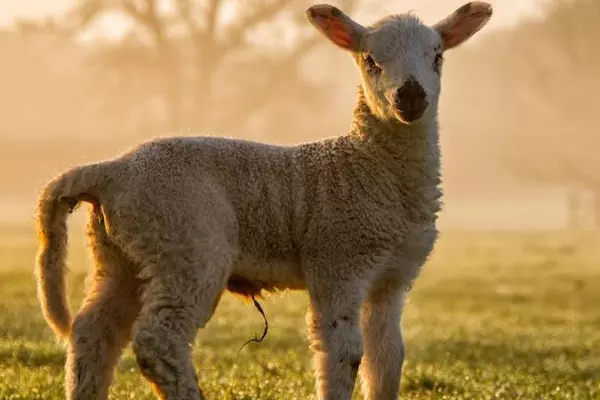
(34, 2, 492, 399)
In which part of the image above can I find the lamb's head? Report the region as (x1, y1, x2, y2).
(306, 2, 492, 125)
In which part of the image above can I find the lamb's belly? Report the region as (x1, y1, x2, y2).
(227, 257, 305, 298)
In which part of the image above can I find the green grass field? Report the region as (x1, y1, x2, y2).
(0, 222, 598, 399)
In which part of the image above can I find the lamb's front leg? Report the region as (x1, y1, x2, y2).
(305, 260, 367, 400)
(359, 289, 405, 400)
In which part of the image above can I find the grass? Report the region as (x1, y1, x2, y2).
(0, 221, 598, 399)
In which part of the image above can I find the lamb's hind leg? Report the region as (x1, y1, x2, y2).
(66, 211, 142, 400)
(131, 246, 230, 400)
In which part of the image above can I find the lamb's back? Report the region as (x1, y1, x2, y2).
(113, 136, 299, 254)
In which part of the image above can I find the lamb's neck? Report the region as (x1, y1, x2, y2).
(348, 86, 441, 184)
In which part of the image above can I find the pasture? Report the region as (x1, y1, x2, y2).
(0, 221, 598, 399)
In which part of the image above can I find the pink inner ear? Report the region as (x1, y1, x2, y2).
(312, 14, 353, 48)
(438, 3, 492, 49)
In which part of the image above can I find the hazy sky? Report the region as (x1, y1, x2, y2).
(0, 0, 546, 36)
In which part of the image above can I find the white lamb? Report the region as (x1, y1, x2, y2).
(34, 2, 493, 399)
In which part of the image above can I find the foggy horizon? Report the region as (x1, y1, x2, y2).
(1, 0, 598, 231)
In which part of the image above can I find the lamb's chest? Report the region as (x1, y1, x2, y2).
(394, 221, 438, 274)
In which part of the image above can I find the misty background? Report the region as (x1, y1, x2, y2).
(0, 0, 598, 231)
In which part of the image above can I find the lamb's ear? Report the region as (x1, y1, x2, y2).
(306, 4, 366, 52)
(434, 2, 493, 50)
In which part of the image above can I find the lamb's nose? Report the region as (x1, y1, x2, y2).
(395, 79, 428, 122)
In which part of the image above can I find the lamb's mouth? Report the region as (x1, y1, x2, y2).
(393, 107, 427, 124)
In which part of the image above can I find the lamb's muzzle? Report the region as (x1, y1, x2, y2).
(393, 78, 429, 122)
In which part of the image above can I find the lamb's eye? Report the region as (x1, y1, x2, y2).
(433, 53, 443, 74)
(363, 53, 381, 74)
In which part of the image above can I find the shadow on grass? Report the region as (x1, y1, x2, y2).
(0, 342, 65, 367)
(406, 337, 599, 385)
(402, 372, 466, 396)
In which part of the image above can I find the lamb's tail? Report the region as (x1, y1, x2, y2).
(34, 162, 110, 341)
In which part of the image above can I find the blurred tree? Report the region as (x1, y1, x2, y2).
(67, 0, 365, 136)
